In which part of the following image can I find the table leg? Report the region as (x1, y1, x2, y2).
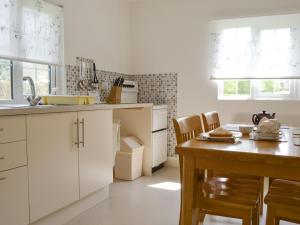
(181, 155, 196, 225)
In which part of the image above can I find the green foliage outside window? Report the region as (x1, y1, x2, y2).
(0, 59, 11, 100)
(223, 80, 251, 96)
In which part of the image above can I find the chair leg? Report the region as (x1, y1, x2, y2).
(252, 206, 260, 225)
(275, 218, 280, 225)
(259, 192, 263, 215)
(266, 206, 276, 225)
(259, 177, 264, 215)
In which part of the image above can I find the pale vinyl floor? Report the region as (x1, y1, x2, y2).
(64, 167, 296, 225)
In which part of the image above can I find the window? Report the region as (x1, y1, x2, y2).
(0, 0, 64, 103)
(0, 59, 53, 103)
(23, 62, 51, 96)
(210, 14, 300, 100)
(219, 80, 297, 100)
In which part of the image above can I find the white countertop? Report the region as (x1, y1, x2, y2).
(0, 103, 153, 116)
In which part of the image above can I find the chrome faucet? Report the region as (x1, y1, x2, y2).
(23, 76, 41, 106)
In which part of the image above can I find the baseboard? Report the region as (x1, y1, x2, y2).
(164, 156, 179, 168)
(31, 186, 109, 225)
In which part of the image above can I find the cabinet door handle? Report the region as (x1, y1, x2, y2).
(0, 157, 5, 160)
(0, 128, 4, 132)
(0, 177, 6, 181)
(74, 119, 80, 148)
(80, 118, 85, 147)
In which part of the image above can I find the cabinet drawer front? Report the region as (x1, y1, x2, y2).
(152, 130, 168, 167)
(153, 109, 168, 131)
(0, 141, 27, 172)
(0, 167, 29, 225)
(0, 116, 26, 143)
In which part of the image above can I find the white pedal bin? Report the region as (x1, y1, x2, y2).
(114, 136, 144, 181)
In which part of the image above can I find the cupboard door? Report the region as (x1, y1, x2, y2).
(27, 113, 79, 222)
(78, 110, 113, 198)
(0, 167, 29, 225)
(152, 130, 168, 167)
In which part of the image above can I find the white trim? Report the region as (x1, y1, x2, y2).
(0, 55, 64, 67)
(31, 186, 109, 225)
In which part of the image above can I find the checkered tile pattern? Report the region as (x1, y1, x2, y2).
(66, 64, 178, 157)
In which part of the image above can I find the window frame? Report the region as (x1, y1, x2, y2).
(218, 79, 300, 100)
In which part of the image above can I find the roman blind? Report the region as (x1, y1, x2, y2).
(0, 0, 64, 65)
(210, 14, 300, 80)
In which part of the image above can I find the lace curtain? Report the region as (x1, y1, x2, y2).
(0, 0, 64, 65)
(210, 14, 300, 79)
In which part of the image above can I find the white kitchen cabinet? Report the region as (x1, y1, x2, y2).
(152, 130, 168, 167)
(152, 105, 168, 132)
(152, 105, 168, 168)
(27, 112, 80, 222)
(0, 166, 29, 225)
(78, 110, 113, 198)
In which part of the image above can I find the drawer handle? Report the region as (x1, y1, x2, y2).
(0, 177, 6, 181)
(0, 157, 5, 160)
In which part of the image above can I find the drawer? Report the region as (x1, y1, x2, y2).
(0, 141, 27, 172)
(153, 107, 168, 131)
(152, 130, 168, 167)
(0, 116, 26, 143)
(0, 166, 29, 225)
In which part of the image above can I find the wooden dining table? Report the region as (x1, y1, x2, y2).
(176, 127, 300, 225)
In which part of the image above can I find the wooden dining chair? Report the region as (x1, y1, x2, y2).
(173, 115, 205, 181)
(201, 111, 265, 215)
(265, 179, 300, 225)
(201, 111, 220, 132)
(173, 115, 261, 225)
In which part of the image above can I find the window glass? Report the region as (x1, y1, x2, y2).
(223, 80, 251, 97)
(258, 80, 290, 95)
(0, 59, 12, 100)
(23, 62, 50, 96)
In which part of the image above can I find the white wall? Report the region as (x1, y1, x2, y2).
(131, 0, 300, 125)
(56, 0, 131, 74)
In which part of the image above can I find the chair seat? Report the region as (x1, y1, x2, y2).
(198, 177, 260, 207)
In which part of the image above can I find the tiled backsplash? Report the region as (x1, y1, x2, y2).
(66, 65, 178, 157)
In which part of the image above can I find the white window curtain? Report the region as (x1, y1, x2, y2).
(0, 0, 64, 65)
(210, 14, 300, 80)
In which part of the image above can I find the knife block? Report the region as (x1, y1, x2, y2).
(107, 86, 122, 104)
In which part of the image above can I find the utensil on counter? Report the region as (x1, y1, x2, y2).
(92, 63, 99, 84)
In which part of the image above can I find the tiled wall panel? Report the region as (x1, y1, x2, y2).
(66, 65, 178, 157)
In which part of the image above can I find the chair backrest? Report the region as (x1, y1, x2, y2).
(173, 115, 203, 144)
(201, 111, 220, 132)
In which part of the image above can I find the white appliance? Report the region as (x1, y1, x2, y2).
(152, 105, 168, 168)
(121, 80, 138, 104)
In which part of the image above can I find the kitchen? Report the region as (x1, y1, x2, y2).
(1, 0, 300, 225)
